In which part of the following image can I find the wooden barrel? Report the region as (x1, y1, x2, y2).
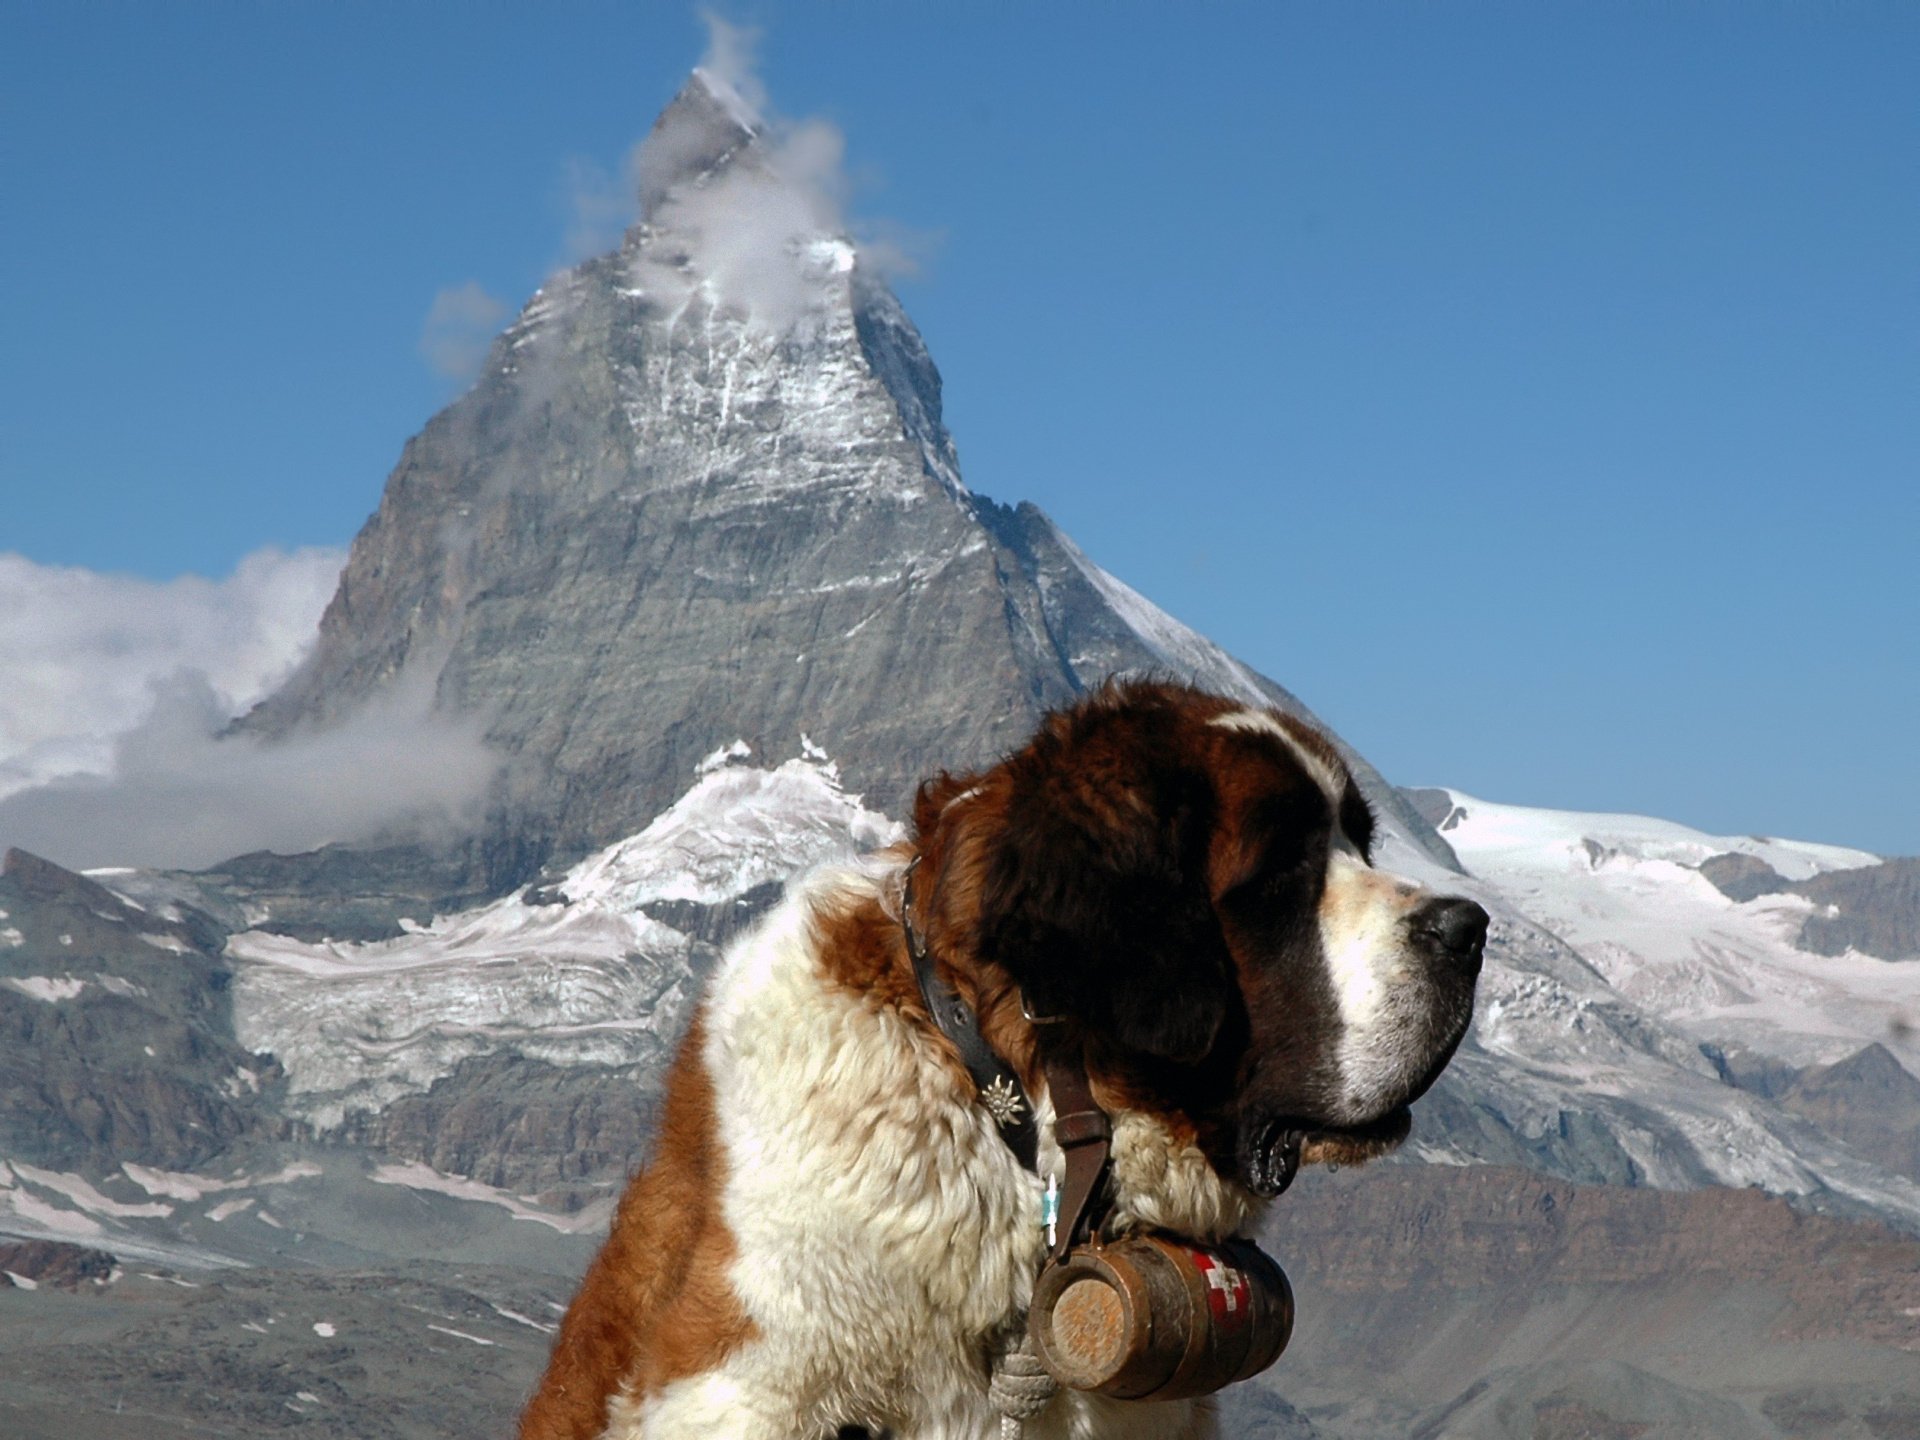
(1028, 1233, 1294, 1401)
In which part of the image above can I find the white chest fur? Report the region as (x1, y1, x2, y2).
(607, 866, 1222, 1439)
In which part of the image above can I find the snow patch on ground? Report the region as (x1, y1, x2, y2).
(0, 1159, 246, 1268)
(490, 1301, 558, 1334)
(427, 1323, 497, 1346)
(3, 1184, 105, 1238)
(8, 1161, 172, 1219)
(369, 1161, 613, 1235)
(2, 976, 86, 1002)
(120, 1160, 321, 1203)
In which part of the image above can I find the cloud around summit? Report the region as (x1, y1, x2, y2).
(560, 11, 932, 333)
(424, 10, 934, 371)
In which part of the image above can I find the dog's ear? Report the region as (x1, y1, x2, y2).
(914, 770, 984, 840)
(969, 710, 1233, 1064)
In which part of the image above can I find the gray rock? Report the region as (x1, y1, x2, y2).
(1777, 1043, 1920, 1183)
(0, 1263, 566, 1440)
(1695, 849, 1919, 962)
(1795, 858, 1920, 960)
(1399, 786, 1463, 832)
(0, 1239, 116, 1290)
(1698, 851, 1789, 902)
(0, 848, 286, 1174)
(335, 1050, 666, 1202)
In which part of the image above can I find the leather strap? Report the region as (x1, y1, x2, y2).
(1042, 1053, 1112, 1264)
(904, 861, 1041, 1173)
(899, 859, 1113, 1249)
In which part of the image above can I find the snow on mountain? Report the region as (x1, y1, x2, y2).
(1434, 789, 1878, 881)
(1391, 789, 1920, 1228)
(227, 746, 899, 1130)
(1435, 790, 1909, 1073)
(369, 1161, 613, 1235)
(0, 1154, 292, 1268)
(1053, 531, 1270, 710)
(562, 745, 902, 909)
(216, 731, 1920, 1231)
(204, 703, 1920, 1234)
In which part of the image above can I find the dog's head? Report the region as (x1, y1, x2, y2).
(914, 680, 1483, 1198)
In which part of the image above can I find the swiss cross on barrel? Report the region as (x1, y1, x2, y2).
(1186, 1246, 1252, 1330)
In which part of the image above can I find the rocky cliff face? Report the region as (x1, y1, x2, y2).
(0, 849, 286, 1174)
(1699, 850, 1920, 960)
(239, 73, 1447, 888)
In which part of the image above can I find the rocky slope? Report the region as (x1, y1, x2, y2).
(3, 1166, 1915, 1440)
(0, 848, 288, 1178)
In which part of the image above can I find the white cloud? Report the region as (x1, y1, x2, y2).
(0, 665, 498, 872)
(632, 110, 855, 333)
(0, 548, 501, 871)
(0, 546, 343, 799)
(567, 11, 934, 332)
(693, 9, 769, 122)
(419, 281, 508, 382)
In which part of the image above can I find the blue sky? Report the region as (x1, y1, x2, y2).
(4, 3, 1916, 855)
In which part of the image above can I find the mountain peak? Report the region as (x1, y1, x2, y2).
(636, 70, 762, 216)
(688, 65, 762, 133)
(238, 71, 1450, 890)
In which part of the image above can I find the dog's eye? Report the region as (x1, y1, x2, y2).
(1253, 826, 1326, 892)
(1231, 790, 1332, 895)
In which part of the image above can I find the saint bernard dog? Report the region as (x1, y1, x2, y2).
(519, 680, 1484, 1440)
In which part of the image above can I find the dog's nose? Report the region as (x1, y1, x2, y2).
(1411, 897, 1488, 977)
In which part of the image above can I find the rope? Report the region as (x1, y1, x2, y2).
(988, 1328, 1057, 1440)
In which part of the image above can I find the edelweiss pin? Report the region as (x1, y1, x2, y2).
(979, 1075, 1027, 1129)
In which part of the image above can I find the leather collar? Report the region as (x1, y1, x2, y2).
(901, 858, 1041, 1173)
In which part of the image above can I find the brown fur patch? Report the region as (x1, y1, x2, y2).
(517, 1013, 754, 1440)
(807, 868, 923, 1017)
(808, 872, 1016, 1122)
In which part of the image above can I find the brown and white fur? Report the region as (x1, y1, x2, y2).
(519, 680, 1485, 1440)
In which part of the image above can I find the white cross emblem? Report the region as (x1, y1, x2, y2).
(1202, 1261, 1243, 1313)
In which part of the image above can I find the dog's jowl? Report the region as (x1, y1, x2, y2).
(519, 680, 1484, 1440)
